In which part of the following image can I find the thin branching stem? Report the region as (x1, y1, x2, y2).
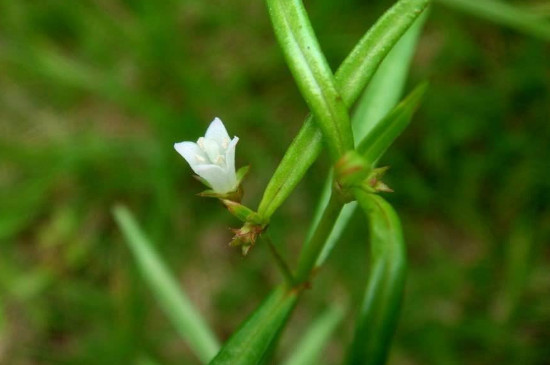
(262, 234, 296, 286)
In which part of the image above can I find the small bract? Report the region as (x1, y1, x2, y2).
(174, 117, 239, 194)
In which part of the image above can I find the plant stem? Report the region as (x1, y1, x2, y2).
(263, 234, 296, 286)
(295, 193, 343, 283)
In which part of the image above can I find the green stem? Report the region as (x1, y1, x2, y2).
(295, 193, 343, 283)
(257, 0, 430, 220)
(262, 234, 296, 286)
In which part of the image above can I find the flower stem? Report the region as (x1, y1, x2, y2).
(295, 193, 343, 284)
(262, 234, 296, 286)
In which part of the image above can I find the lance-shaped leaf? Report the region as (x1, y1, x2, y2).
(345, 192, 406, 365)
(357, 82, 428, 165)
(436, 0, 550, 41)
(267, 0, 353, 159)
(351, 11, 429, 147)
(336, 0, 431, 104)
(209, 285, 299, 365)
(113, 205, 220, 363)
(258, 0, 430, 220)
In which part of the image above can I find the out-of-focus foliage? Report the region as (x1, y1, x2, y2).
(0, 0, 549, 364)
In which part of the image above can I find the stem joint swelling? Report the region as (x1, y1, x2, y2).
(333, 150, 371, 203)
(333, 151, 394, 203)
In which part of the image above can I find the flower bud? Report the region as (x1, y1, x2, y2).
(222, 200, 264, 224)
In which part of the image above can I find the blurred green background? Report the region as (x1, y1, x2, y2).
(1, 0, 549, 364)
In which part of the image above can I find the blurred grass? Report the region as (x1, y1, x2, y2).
(0, 0, 549, 364)
(113, 205, 219, 362)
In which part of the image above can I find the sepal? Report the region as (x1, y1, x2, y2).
(353, 166, 394, 194)
(366, 166, 393, 193)
(236, 165, 250, 185)
(193, 174, 212, 189)
(197, 185, 243, 202)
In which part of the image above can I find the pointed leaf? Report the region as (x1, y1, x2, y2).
(283, 306, 344, 365)
(436, 0, 550, 41)
(236, 165, 251, 184)
(357, 82, 428, 165)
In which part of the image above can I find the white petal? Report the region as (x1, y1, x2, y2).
(195, 164, 236, 193)
(205, 117, 230, 145)
(174, 142, 207, 174)
(225, 136, 239, 177)
(202, 138, 222, 163)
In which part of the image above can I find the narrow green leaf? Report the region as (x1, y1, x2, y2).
(436, 0, 550, 41)
(267, 0, 353, 159)
(283, 306, 344, 365)
(357, 82, 428, 164)
(336, 0, 430, 105)
(209, 285, 299, 365)
(315, 13, 428, 267)
(258, 117, 322, 219)
(351, 11, 429, 144)
(345, 193, 406, 365)
(112, 205, 220, 363)
(258, 0, 430, 220)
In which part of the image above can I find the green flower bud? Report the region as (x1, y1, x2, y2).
(222, 200, 264, 224)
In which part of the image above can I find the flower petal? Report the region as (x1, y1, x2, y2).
(225, 136, 239, 178)
(174, 142, 207, 174)
(202, 138, 222, 163)
(205, 117, 230, 145)
(195, 164, 236, 193)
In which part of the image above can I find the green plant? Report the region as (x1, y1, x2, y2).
(116, 0, 428, 363)
(111, 0, 550, 364)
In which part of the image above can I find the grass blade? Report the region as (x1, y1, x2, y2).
(112, 205, 220, 363)
(282, 306, 344, 365)
(436, 0, 550, 41)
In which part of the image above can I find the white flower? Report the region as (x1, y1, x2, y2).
(174, 117, 239, 194)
